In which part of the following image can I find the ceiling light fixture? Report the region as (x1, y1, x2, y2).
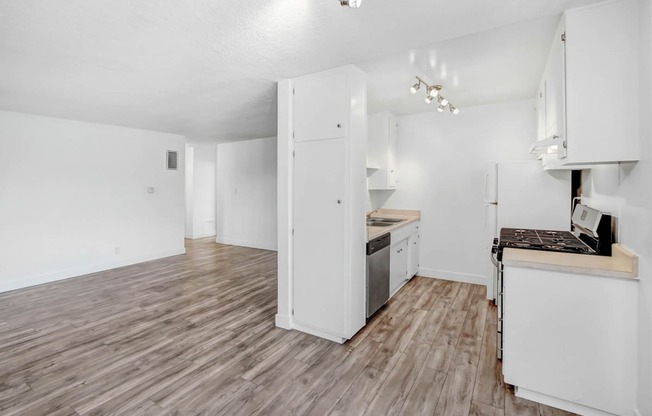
(409, 76, 459, 115)
(340, 0, 362, 7)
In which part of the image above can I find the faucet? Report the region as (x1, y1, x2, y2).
(367, 209, 379, 219)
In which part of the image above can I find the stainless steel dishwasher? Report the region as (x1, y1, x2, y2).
(366, 233, 391, 318)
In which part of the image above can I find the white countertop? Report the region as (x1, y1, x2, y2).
(366, 209, 421, 241)
(502, 244, 639, 279)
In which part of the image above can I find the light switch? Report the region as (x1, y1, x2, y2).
(147, 187, 155, 194)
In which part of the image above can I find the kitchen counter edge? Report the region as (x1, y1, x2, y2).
(366, 209, 421, 242)
(502, 244, 639, 280)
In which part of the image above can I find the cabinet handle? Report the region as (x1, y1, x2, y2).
(337, 124, 342, 128)
(337, 200, 342, 204)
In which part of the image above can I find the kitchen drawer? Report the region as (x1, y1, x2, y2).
(390, 221, 420, 244)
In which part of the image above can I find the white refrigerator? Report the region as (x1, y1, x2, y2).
(484, 161, 571, 300)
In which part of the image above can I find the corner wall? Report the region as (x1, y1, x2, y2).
(381, 99, 539, 284)
(0, 111, 186, 293)
(216, 137, 277, 251)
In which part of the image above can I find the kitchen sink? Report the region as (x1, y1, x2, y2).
(367, 217, 405, 223)
(366, 221, 396, 227)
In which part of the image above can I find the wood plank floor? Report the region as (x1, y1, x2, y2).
(0, 238, 577, 416)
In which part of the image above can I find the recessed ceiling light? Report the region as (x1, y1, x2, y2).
(340, 0, 362, 8)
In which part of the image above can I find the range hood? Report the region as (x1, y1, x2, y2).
(529, 135, 564, 154)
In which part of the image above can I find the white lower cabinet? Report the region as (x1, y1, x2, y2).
(390, 239, 408, 295)
(389, 221, 420, 295)
(408, 230, 420, 278)
(502, 266, 637, 416)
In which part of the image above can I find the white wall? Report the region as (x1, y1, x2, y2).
(378, 99, 539, 284)
(185, 146, 195, 236)
(216, 137, 277, 251)
(185, 144, 216, 239)
(0, 110, 186, 293)
(582, 1, 652, 413)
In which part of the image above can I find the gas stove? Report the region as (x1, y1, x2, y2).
(493, 204, 613, 261)
(498, 228, 594, 257)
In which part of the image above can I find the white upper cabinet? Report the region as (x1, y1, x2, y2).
(538, 0, 639, 166)
(563, 0, 639, 164)
(543, 19, 566, 152)
(368, 111, 398, 190)
(293, 72, 347, 142)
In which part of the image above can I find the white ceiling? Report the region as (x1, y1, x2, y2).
(0, 0, 602, 142)
(361, 15, 562, 115)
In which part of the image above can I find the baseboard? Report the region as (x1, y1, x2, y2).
(516, 387, 616, 416)
(188, 231, 216, 239)
(216, 237, 277, 251)
(291, 322, 346, 344)
(0, 247, 186, 294)
(418, 267, 485, 285)
(275, 313, 292, 330)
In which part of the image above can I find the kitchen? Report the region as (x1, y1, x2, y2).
(3, 1, 652, 414)
(276, 0, 650, 415)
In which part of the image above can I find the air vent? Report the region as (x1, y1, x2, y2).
(166, 150, 178, 170)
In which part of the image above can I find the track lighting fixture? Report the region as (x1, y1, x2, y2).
(340, 0, 362, 7)
(409, 76, 460, 115)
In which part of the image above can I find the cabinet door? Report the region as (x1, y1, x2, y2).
(293, 72, 347, 142)
(408, 232, 419, 278)
(544, 20, 567, 158)
(293, 139, 346, 335)
(387, 115, 398, 188)
(390, 239, 408, 294)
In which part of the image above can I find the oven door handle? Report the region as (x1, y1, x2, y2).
(490, 251, 499, 267)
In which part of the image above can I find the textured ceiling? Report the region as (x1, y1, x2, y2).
(0, 0, 602, 142)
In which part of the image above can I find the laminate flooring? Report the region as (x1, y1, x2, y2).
(0, 238, 576, 415)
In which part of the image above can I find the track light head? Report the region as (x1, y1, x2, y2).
(425, 95, 434, 104)
(437, 105, 445, 113)
(427, 86, 440, 98)
(340, 0, 362, 7)
(450, 105, 460, 115)
(410, 83, 420, 94)
(438, 96, 449, 107)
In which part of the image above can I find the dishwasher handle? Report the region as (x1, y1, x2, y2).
(367, 233, 391, 255)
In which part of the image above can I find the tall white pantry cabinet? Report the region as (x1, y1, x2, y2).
(276, 65, 367, 343)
